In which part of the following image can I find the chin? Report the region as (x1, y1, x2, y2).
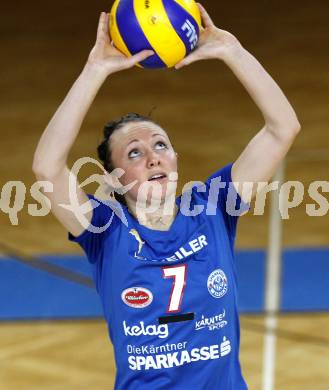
(132, 178, 177, 207)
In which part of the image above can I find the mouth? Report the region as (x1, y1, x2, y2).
(148, 172, 167, 182)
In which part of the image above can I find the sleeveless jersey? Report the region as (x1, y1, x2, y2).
(69, 163, 248, 389)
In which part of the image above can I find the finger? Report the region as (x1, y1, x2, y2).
(197, 3, 214, 28)
(127, 50, 155, 67)
(96, 12, 105, 40)
(96, 12, 110, 44)
(108, 13, 113, 41)
(174, 52, 199, 69)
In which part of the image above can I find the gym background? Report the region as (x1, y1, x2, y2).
(0, 1, 328, 388)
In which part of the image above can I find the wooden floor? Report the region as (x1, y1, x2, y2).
(0, 0, 328, 388)
(0, 315, 328, 389)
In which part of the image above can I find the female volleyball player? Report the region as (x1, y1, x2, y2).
(33, 4, 300, 389)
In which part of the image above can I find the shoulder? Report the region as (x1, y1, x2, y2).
(69, 194, 124, 242)
(180, 163, 234, 206)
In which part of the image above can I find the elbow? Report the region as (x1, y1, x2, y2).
(286, 120, 301, 144)
(32, 164, 49, 181)
(32, 156, 44, 179)
(32, 152, 48, 179)
(281, 112, 302, 139)
(287, 110, 302, 136)
(281, 122, 301, 144)
(32, 156, 62, 181)
(267, 117, 301, 144)
(290, 117, 301, 137)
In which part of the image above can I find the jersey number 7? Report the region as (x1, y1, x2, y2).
(162, 264, 187, 313)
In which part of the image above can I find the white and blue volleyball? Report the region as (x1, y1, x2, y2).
(109, 0, 202, 69)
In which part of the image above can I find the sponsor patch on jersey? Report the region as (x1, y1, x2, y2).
(207, 269, 228, 298)
(121, 287, 153, 308)
(123, 321, 168, 338)
(195, 309, 228, 331)
(127, 336, 232, 371)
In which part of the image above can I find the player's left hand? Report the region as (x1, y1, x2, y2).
(175, 3, 240, 69)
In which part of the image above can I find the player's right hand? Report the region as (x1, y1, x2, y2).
(87, 12, 154, 76)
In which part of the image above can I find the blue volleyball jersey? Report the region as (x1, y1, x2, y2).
(69, 163, 248, 389)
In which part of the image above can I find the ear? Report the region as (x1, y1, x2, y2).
(102, 168, 124, 193)
(102, 169, 138, 195)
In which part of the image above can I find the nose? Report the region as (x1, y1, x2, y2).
(146, 150, 160, 169)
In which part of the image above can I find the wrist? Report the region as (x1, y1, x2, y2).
(209, 29, 244, 62)
(82, 61, 111, 83)
(218, 39, 245, 64)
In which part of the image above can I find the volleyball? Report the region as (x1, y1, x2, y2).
(109, 0, 202, 69)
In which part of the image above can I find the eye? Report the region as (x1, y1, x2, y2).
(154, 141, 167, 150)
(128, 148, 141, 159)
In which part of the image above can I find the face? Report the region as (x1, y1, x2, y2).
(109, 121, 178, 205)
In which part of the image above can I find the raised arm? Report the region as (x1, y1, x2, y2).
(175, 3, 300, 202)
(32, 12, 153, 236)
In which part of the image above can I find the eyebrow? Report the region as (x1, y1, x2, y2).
(126, 133, 165, 147)
(127, 139, 139, 146)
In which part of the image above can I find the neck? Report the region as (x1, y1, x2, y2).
(126, 197, 178, 231)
